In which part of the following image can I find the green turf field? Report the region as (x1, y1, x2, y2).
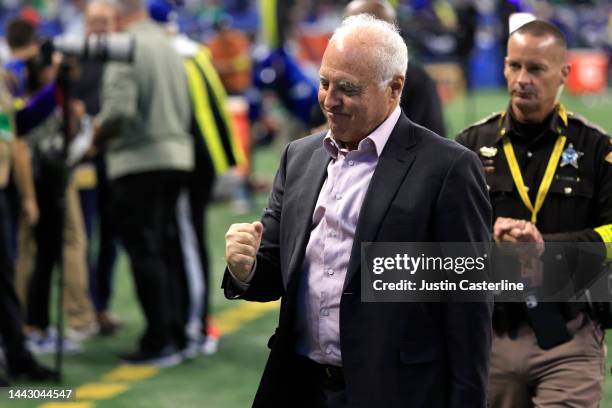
(3, 89, 612, 408)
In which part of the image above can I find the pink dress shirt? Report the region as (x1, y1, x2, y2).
(295, 106, 401, 366)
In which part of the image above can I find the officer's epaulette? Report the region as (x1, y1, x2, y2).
(458, 111, 504, 135)
(566, 111, 610, 137)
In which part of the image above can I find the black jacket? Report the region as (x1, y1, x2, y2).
(224, 113, 492, 407)
(456, 104, 612, 348)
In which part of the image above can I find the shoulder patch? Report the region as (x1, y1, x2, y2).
(567, 111, 610, 137)
(458, 111, 503, 135)
(605, 151, 612, 164)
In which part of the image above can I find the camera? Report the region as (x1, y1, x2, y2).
(52, 33, 135, 63)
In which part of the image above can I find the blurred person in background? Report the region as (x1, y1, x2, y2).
(4, 17, 97, 353)
(0, 65, 56, 385)
(344, 0, 447, 137)
(73, 0, 123, 336)
(207, 14, 252, 96)
(3, 17, 39, 99)
(94, 0, 193, 366)
(1, 18, 39, 240)
(457, 20, 609, 408)
(59, 0, 88, 37)
(148, 0, 246, 357)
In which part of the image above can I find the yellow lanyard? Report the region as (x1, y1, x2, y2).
(502, 135, 567, 223)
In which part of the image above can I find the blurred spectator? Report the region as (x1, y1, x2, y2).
(73, 0, 123, 336)
(453, 0, 478, 84)
(344, 0, 447, 137)
(59, 0, 87, 36)
(149, 0, 246, 357)
(0, 66, 56, 385)
(4, 17, 96, 353)
(3, 17, 38, 97)
(207, 15, 252, 95)
(95, 0, 193, 366)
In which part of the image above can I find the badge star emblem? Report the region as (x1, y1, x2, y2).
(479, 146, 498, 158)
(560, 143, 584, 169)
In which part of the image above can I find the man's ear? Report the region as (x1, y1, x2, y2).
(389, 75, 404, 99)
(560, 63, 570, 84)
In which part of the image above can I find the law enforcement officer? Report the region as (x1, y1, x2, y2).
(457, 20, 610, 408)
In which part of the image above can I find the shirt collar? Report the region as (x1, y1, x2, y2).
(496, 103, 569, 144)
(323, 105, 401, 159)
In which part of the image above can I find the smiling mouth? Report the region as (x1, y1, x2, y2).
(327, 111, 350, 119)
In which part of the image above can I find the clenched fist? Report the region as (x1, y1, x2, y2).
(225, 221, 264, 282)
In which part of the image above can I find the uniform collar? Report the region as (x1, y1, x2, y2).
(496, 103, 569, 144)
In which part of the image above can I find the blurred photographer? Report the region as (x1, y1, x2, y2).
(4, 17, 96, 353)
(94, 0, 194, 366)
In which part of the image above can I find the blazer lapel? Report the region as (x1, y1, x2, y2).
(343, 115, 419, 290)
(286, 144, 330, 286)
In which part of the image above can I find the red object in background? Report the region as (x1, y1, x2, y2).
(296, 30, 332, 65)
(228, 96, 250, 176)
(207, 319, 220, 339)
(566, 50, 609, 95)
(20, 6, 41, 27)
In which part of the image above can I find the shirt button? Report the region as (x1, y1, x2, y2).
(326, 346, 332, 355)
(348, 160, 355, 166)
(527, 151, 533, 158)
(321, 308, 330, 316)
(335, 194, 342, 201)
(327, 269, 334, 276)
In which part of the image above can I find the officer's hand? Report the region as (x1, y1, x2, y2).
(225, 221, 263, 282)
(508, 221, 544, 258)
(508, 221, 544, 244)
(494, 217, 544, 259)
(494, 217, 527, 242)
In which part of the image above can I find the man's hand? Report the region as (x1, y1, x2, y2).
(494, 217, 544, 258)
(225, 221, 263, 282)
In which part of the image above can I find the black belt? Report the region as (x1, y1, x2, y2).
(296, 355, 345, 388)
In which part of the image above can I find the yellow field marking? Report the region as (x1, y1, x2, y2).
(101, 365, 160, 382)
(216, 301, 280, 334)
(75, 383, 129, 400)
(36, 300, 280, 408)
(38, 403, 93, 408)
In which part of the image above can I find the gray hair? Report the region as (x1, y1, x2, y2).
(330, 13, 408, 88)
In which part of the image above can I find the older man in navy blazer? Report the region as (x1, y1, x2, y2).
(223, 14, 492, 408)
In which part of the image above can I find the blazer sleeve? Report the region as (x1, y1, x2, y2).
(433, 149, 493, 408)
(222, 143, 289, 302)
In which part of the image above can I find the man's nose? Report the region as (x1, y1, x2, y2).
(516, 68, 531, 86)
(323, 88, 340, 110)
